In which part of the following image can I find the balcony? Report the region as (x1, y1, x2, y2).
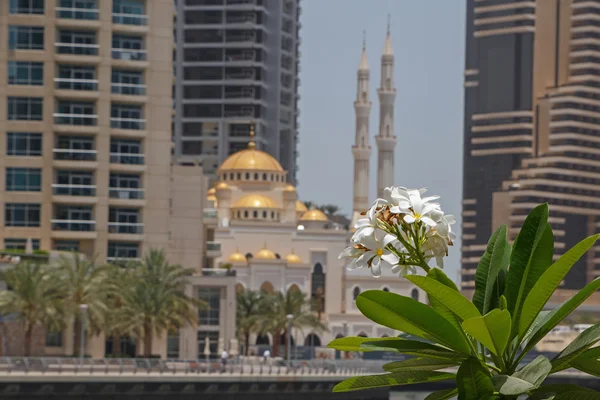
(52, 184, 96, 197)
(206, 241, 222, 258)
(112, 49, 147, 61)
(53, 113, 98, 126)
(224, 110, 254, 118)
(201, 268, 236, 277)
(55, 43, 99, 56)
(112, 13, 148, 26)
(53, 148, 97, 162)
(55, 77, 98, 91)
(110, 153, 145, 165)
(108, 222, 144, 234)
(203, 208, 218, 224)
(111, 83, 146, 96)
(56, 7, 99, 20)
(109, 188, 144, 200)
(51, 220, 96, 239)
(110, 118, 146, 130)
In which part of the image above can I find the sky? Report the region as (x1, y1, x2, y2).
(296, 0, 467, 282)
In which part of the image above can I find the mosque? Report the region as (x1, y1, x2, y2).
(205, 25, 422, 350)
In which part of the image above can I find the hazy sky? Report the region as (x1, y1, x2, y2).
(296, 1, 467, 282)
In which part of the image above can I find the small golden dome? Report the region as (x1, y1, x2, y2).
(215, 182, 229, 190)
(207, 188, 216, 196)
(300, 209, 329, 222)
(284, 184, 296, 192)
(207, 194, 217, 203)
(233, 194, 279, 209)
(286, 250, 302, 264)
(228, 248, 246, 263)
(296, 201, 308, 213)
(255, 243, 277, 260)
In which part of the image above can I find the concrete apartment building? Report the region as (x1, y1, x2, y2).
(0, 0, 237, 360)
(172, 0, 301, 184)
(461, 0, 600, 302)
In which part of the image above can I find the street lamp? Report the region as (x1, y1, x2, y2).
(79, 304, 88, 362)
(342, 321, 348, 360)
(286, 314, 293, 366)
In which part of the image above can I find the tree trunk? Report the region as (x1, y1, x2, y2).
(24, 324, 33, 356)
(112, 335, 121, 355)
(143, 324, 152, 356)
(244, 331, 250, 356)
(284, 329, 289, 360)
(73, 318, 82, 356)
(272, 330, 281, 357)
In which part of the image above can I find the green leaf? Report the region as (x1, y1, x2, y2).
(473, 225, 511, 314)
(361, 339, 464, 361)
(332, 371, 455, 393)
(531, 384, 599, 400)
(425, 388, 459, 400)
(522, 278, 600, 356)
(407, 275, 481, 321)
(356, 290, 472, 354)
(505, 203, 552, 334)
(461, 309, 511, 356)
(383, 357, 459, 372)
(552, 323, 600, 373)
(513, 355, 552, 387)
(456, 358, 495, 400)
(428, 268, 459, 291)
(493, 375, 535, 396)
(519, 234, 600, 339)
(327, 336, 405, 352)
(426, 269, 464, 333)
(552, 391, 600, 400)
(571, 357, 600, 377)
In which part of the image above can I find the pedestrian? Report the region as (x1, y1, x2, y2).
(262, 349, 271, 364)
(221, 349, 229, 372)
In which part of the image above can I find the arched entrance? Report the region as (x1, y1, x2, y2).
(279, 334, 295, 345)
(311, 263, 325, 312)
(105, 336, 136, 357)
(235, 283, 245, 293)
(288, 283, 300, 293)
(260, 281, 274, 293)
(256, 334, 270, 345)
(304, 333, 321, 347)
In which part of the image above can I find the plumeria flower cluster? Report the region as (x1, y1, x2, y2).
(339, 186, 456, 278)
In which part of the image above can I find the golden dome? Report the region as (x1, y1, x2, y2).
(296, 201, 308, 213)
(207, 188, 216, 196)
(228, 248, 246, 263)
(218, 124, 284, 173)
(300, 209, 329, 222)
(284, 184, 296, 192)
(215, 181, 229, 190)
(255, 244, 277, 260)
(286, 250, 302, 264)
(233, 194, 279, 209)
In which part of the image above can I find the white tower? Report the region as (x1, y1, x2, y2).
(352, 33, 372, 224)
(376, 18, 397, 196)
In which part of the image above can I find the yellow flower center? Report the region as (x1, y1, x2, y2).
(414, 213, 421, 219)
(376, 248, 384, 257)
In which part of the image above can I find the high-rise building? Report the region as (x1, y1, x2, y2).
(461, 0, 600, 297)
(172, 0, 301, 184)
(0, 0, 190, 265)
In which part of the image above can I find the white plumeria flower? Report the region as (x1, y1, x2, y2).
(423, 231, 449, 269)
(352, 201, 382, 242)
(430, 209, 457, 244)
(401, 189, 440, 227)
(351, 230, 399, 278)
(391, 264, 417, 277)
(338, 245, 368, 271)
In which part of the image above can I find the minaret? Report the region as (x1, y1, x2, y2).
(376, 16, 397, 196)
(352, 32, 372, 223)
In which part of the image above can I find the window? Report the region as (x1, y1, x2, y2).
(6, 168, 41, 191)
(197, 331, 219, 358)
(198, 287, 220, 325)
(8, 62, 43, 85)
(55, 135, 95, 161)
(55, 170, 94, 196)
(45, 331, 63, 347)
(7, 97, 43, 121)
(167, 331, 179, 359)
(109, 207, 141, 234)
(54, 240, 79, 252)
(7, 133, 42, 156)
(113, 0, 146, 25)
(10, 0, 44, 14)
(411, 289, 419, 301)
(56, 30, 97, 55)
(5, 203, 41, 227)
(57, 65, 96, 90)
(112, 34, 146, 60)
(311, 263, 325, 312)
(8, 26, 44, 50)
(56, 101, 96, 126)
(108, 241, 139, 259)
(4, 238, 40, 250)
(353, 286, 361, 300)
(111, 104, 144, 129)
(57, 0, 99, 20)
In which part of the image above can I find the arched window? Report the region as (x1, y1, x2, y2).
(411, 288, 419, 301)
(382, 287, 390, 292)
(260, 281, 274, 293)
(253, 211, 258, 218)
(223, 174, 227, 181)
(386, 125, 390, 136)
(381, 334, 389, 338)
(353, 286, 361, 300)
(262, 211, 267, 218)
(271, 211, 275, 219)
(311, 263, 325, 312)
(254, 173, 259, 180)
(235, 283, 245, 293)
(230, 173, 234, 180)
(245, 173, 250, 180)
(357, 332, 367, 338)
(237, 173, 241, 180)
(244, 211, 248, 218)
(288, 283, 300, 293)
(262, 173, 267, 180)
(304, 334, 321, 347)
(256, 334, 270, 345)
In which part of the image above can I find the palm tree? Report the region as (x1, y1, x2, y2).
(302, 201, 315, 210)
(102, 264, 135, 356)
(0, 262, 63, 356)
(256, 290, 326, 357)
(319, 204, 342, 219)
(53, 254, 111, 356)
(236, 289, 262, 356)
(111, 249, 205, 356)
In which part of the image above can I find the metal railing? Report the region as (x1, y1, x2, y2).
(110, 153, 145, 165)
(203, 208, 218, 219)
(55, 77, 98, 91)
(206, 241, 221, 251)
(111, 82, 146, 96)
(56, 7, 99, 20)
(109, 188, 144, 200)
(52, 184, 96, 197)
(110, 117, 146, 130)
(53, 113, 98, 126)
(108, 222, 144, 234)
(112, 49, 147, 61)
(112, 13, 148, 26)
(53, 148, 97, 161)
(51, 220, 96, 232)
(55, 42, 99, 56)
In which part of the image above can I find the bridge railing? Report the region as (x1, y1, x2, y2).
(0, 357, 385, 376)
